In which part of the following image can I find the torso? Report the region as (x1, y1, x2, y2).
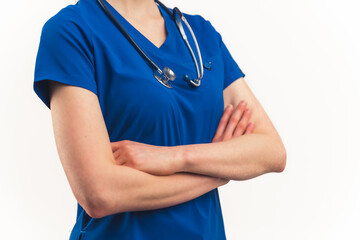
(48, 0, 237, 239)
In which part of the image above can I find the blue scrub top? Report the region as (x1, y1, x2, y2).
(33, 0, 245, 239)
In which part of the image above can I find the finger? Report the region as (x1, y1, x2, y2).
(222, 100, 247, 140)
(110, 142, 118, 152)
(113, 149, 127, 165)
(233, 108, 252, 136)
(213, 104, 234, 140)
(113, 149, 121, 160)
(115, 156, 126, 165)
(244, 122, 255, 134)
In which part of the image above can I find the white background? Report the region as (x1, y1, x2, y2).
(1, 0, 359, 239)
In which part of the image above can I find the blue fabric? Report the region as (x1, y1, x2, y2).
(33, 0, 245, 239)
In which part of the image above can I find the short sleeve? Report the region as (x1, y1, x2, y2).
(33, 11, 98, 109)
(206, 20, 245, 90)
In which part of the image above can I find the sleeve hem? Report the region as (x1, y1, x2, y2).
(33, 72, 98, 110)
(223, 69, 246, 90)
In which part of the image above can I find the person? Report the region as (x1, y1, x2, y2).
(33, 0, 287, 239)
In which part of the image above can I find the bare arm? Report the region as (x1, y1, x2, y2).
(182, 77, 287, 179)
(111, 77, 286, 180)
(48, 81, 227, 219)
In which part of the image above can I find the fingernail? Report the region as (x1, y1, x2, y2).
(241, 100, 246, 106)
(226, 104, 233, 110)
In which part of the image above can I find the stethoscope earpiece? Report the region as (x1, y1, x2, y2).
(183, 74, 201, 88)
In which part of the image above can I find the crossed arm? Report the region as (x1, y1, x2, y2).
(48, 77, 286, 219)
(111, 77, 286, 179)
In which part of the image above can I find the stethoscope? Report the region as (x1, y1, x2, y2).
(97, 0, 204, 88)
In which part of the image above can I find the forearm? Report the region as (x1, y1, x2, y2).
(179, 133, 286, 181)
(90, 164, 226, 218)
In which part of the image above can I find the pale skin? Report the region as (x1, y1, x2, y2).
(47, 0, 286, 219)
(111, 101, 256, 177)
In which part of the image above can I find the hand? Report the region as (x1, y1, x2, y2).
(212, 100, 255, 185)
(110, 140, 181, 176)
(212, 100, 255, 143)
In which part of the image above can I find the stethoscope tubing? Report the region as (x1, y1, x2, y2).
(97, 0, 204, 88)
(97, 0, 162, 75)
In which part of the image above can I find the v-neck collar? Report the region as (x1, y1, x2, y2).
(102, 0, 173, 53)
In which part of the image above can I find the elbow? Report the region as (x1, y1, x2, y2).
(274, 141, 287, 173)
(84, 200, 108, 219)
(81, 184, 111, 219)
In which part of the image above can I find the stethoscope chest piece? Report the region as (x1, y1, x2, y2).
(98, 0, 205, 89)
(153, 67, 176, 88)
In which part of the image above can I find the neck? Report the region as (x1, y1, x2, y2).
(106, 0, 159, 19)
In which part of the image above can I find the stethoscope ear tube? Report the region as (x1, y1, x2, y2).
(173, 7, 204, 86)
(154, 0, 174, 18)
(97, 0, 204, 88)
(97, 0, 162, 75)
